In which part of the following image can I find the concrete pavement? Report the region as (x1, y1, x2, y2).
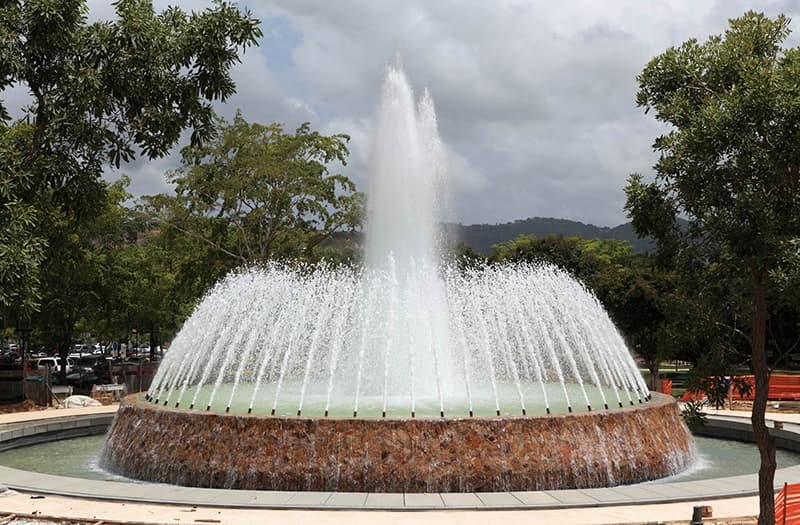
(0, 490, 759, 524)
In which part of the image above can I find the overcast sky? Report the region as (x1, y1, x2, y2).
(6, 1, 800, 227)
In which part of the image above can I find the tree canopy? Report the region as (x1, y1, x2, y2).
(490, 234, 680, 379)
(626, 12, 800, 523)
(0, 0, 261, 315)
(155, 112, 364, 265)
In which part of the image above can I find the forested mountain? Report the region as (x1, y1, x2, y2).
(444, 217, 654, 254)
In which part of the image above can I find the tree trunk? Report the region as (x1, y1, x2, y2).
(649, 361, 660, 391)
(58, 340, 69, 383)
(751, 280, 776, 524)
(59, 316, 73, 384)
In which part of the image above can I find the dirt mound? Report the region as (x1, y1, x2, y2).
(0, 400, 47, 414)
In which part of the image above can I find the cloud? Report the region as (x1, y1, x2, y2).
(239, 0, 800, 226)
(8, 1, 800, 226)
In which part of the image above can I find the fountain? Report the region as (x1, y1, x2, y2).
(101, 64, 694, 492)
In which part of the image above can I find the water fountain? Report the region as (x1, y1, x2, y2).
(101, 65, 694, 492)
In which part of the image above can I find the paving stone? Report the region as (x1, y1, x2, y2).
(440, 492, 483, 507)
(475, 492, 523, 506)
(246, 491, 295, 505)
(674, 480, 746, 496)
(576, 487, 636, 503)
(636, 483, 695, 498)
(544, 490, 599, 505)
(324, 492, 368, 507)
(364, 493, 404, 508)
(286, 492, 332, 506)
(404, 493, 444, 508)
(510, 491, 560, 506)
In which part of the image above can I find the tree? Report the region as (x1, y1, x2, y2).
(31, 178, 132, 376)
(99, 201, 206, 353)
(0, 123, 44, 316)
(0, 0, 261, 313)
(156, 112, 364, 264)
(27, 176, 200, 373)
(590, 258, 673, 390)
(626, 12, 800, 523)
(491, 235, 677, 376)
(491, 235, 605, 279)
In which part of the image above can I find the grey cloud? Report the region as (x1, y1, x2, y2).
(16, 0, 800, 228)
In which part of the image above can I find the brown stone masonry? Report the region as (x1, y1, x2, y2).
(101, 392, 694, 492)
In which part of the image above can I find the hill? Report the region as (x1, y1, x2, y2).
(445, 217, 654, 254)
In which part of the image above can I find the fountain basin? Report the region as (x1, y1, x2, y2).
(102, 392, 693, 492)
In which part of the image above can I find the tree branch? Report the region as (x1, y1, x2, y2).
(152, 216, 246, 264)
(715, 320, 753, 345)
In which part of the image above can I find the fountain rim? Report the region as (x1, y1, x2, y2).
(138, 391, 655, 421)
(0, 404, 793, 510)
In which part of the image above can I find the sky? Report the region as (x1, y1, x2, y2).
(6, 1, 800, 227)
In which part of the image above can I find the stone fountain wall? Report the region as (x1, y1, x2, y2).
(101, 393, 694, 492)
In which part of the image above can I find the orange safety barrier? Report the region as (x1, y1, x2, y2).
(758, 482, 800, 525)
(681, 389, 702, 402)
(729, 375, 800, 402)
(680, 375, 800, 403)
(729, 375, 755, 400)
(660, 378, 672, 396)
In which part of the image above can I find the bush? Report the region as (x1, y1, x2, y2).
(681, 399, 708, 432)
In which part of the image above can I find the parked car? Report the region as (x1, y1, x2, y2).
(36, 357, 61, 374)
(66, 355, 110, 387)
(0, 351, 20, 369)
(36, 356, 76, 375)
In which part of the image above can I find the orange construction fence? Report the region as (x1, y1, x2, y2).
(681, 375, 800, 403)
(757, 482, 800, 525)
(660, 378, 672, 396)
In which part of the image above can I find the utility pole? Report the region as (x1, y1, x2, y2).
(17, 326, 33, 402)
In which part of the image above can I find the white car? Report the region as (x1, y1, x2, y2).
(36, 357, 75, 374)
